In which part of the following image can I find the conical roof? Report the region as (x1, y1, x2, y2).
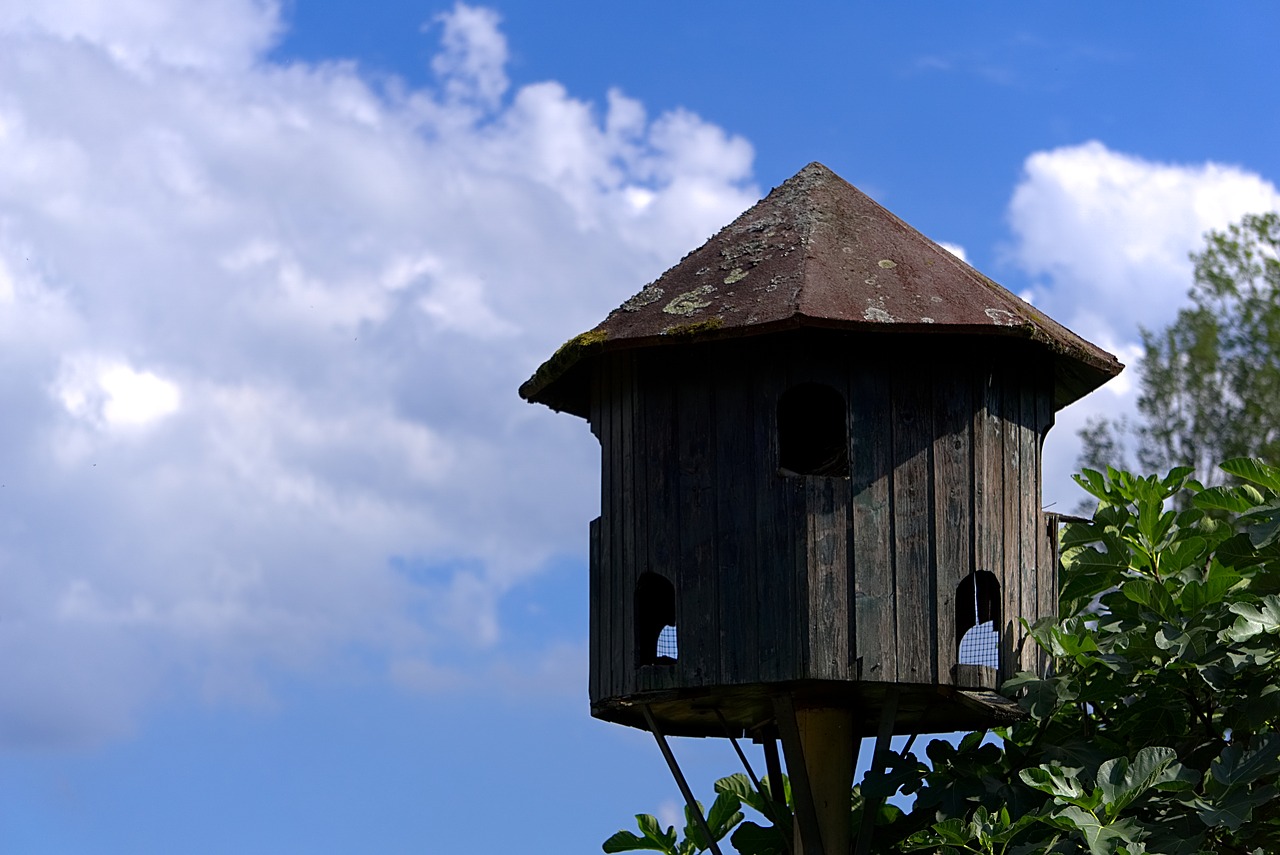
(521, 162, 1121, 416)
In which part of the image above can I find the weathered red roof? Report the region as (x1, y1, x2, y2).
(521, 162, 1121, 415)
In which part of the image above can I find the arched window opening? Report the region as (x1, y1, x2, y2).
(956, 570, 1001, 670)
(777, 383, 849, 477)
(635, 572, 677, 667)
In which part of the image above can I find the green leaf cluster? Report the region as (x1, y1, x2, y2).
(603, 774, 788, 855)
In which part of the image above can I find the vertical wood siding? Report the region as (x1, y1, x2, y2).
(932, 362, 972, 687)
(1018, 368, 1041, 674)
(674, 351, 717, 689)
(850, 364, 895, 682)
(755, 350, 796, 684)
(589, 337, 1057, 704)
(806, 476, 851, 679)
(892, 360, 936, 684)
(976, 369, 1009, 679)
(714, 347, 758, 685)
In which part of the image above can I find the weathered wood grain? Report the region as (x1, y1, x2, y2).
(1035, 368, 1056, 675)
(807, 476, 850, 680)
(589, 516, 602, 702)
(1000, 374, 1022, 681)
(753, 346, 793, 683)
(932, 362, 972, 685)
(677, 349, 718, 687)
(850, 361, 895, 683)
(642, 352, 677, 671)
(714, 344, 759, 685)
(620, 352, 640, 684)
(1018, 366, 1040, 674)
(599, 356, 619, 698)
(974, 366, 1008, 679)
(892, 360, 935, 684)
(587, 334, 1063, 731)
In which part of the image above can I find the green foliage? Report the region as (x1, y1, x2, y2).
(1079, 212, 1280, 482)
(607, 460, 1280, 853)
(603, 775, 785, 855)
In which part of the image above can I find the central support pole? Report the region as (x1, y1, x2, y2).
(774, 697, 855, 855)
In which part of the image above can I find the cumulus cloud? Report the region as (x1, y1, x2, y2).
(0, 0, 757, 746)
(1006, 142, 1279, 504)
(54, 355, 181, 430)
(430, 3, 509, 108)
(1010, 141, 1280, 348)
(0, 0, 283, 69)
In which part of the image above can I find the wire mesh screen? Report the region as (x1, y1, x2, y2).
(958, 620, 999, 669)
(656, 624, 679, 660)
(957, 570, 1001, 670)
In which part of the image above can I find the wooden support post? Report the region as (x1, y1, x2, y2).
(641, 705, 726, 855)
(855, 687, 899, 855)
(761, 733, 788, 822)
(774, 696, 855, 855)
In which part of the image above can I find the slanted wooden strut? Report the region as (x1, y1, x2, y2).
(717, 711, 791, 851)
(641, 705, 726, 855)
(855, 687, 900, 855)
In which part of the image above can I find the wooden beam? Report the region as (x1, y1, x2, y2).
(855, 687, 899, 855)
(775, 697, 855, 855)
(641, 705, 725, 855)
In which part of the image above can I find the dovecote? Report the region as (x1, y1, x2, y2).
(521, 162, 1121, 739)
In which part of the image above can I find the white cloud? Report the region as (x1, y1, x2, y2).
(938, 241, 968, 262)
(54, 355, 181, 429)
(0, 1, 757, 746)
(1006, 142, 1279, 504)
(429, 3, 509, 108)
(0, 0, 282, 70)
(1009, 141, 1280, 348)
(0, 257, 14, 303)
(656, 800, 683, 835)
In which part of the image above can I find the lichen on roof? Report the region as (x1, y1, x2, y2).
(517, 328, 607, 404)
(661, 317, 724, 337)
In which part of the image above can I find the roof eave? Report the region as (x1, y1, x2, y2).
(520, 314, 1123, 418)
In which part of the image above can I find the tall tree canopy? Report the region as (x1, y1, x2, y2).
(1080, 213, 1280, 477)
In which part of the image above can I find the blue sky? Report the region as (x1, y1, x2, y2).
(0, 1, 1278, 852)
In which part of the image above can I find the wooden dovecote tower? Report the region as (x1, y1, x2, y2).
(520, 163, 1121, 854)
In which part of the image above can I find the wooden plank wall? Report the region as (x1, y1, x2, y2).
(1001, 370, 1024, 681)
(754, 348, 798, 684)
(973, 366, 1006, 679)
(932, 361, 972, 689)
(641, 351, 678, 685)
(672, 350, 718, 689)
(714, 346, 759, 686)
(1035, 370, 1057, 677)
(850, 365, 895, 683)
(798, 337, 857, 682)
(1018, 366, 1041, 675)
(590, 354, 615, 702)
(589, 516, 602, 702)
(589, 338, 1059, 707)
(619, 350, 640, 688)
(972, 357, 1055, 682)
(806, 477, 851, 680)
(891, 359, 937, 684)
(1000, 370, 1023, 680)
